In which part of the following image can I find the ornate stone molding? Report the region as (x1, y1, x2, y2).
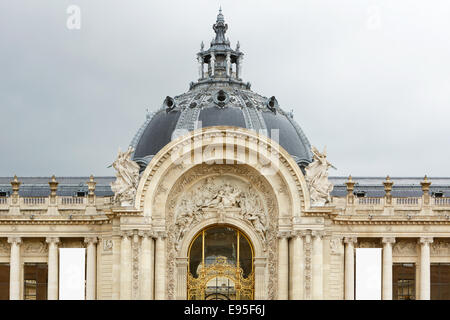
(393, 240, 417, 256)
(382, 237, 396, 244)
(330, 237, 343, 255)
(311, 230, 325, 239)
(103, 239, 113, 252)
(136, 127, 308, 213)
(344, 237, 357, 244)
(84, 237, 98, 245)
(164, 164, 279, 300)
(431, 239, 450, 256)
(7, 237, 21, 245)
(45, 237, 60, 245)
(419, 237, 434, 245)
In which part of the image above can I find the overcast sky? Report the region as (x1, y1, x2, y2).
(1, 0, 449, 177)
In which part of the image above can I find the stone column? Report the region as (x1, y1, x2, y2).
(289, 232, 304, 300)
(84, 237, 98, 300)
(382, 237, 395, 300)
(277, 231, 290, 300)
(344, 237, 357, 300)
(254, 257, 267, 300)
(419, 237, 433, 300)
(120, 231, 132, 300)
(176, 257, 188, 300)
(226, 52, 231, 77)
(210, 53, 215, 77)
(139, 231, 154, 300)
(312, 231, 324, 300)
(8, 237, 21, 300)
(154, 232, 166, 300)
(111, 235, 121, 300)
(46, 237, 60, 300)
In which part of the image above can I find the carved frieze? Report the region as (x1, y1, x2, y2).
(431, 239, 450, 256)
(22, 239, 48, 256)
(0, 239, 10, 256)
(393, 240, 417, 256)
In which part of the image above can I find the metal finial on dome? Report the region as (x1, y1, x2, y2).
(212, 7, 228, 46)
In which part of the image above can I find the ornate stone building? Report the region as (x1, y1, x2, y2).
(1, 10, 450, 300)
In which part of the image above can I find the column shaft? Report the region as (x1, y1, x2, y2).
(382, 237, 395, 300)
(344, 237, 356, 300)
(312, 233, 323, 300)
(47, 237, 60, 300)
(140, 234, 154, 300)
(277, 234, 289, 300)
(154, 235, 166, 300)
(120, 234, 132, 299)
(289, 234, 304, 299)
(85, 238, 97, 300)
(420, 237, 433, 300)
(8, 237, 21, 300)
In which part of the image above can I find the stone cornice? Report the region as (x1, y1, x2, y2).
(105, 207, 143, 219)
(332, 216, 450, 225)
(0, 218, 111, 225)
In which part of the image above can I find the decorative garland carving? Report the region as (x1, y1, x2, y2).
(393, 240, 417, 256)
(132, 235, 140, 299)
(163, 164, 279, 300)
(431, 239, 450, 256)
(23, 239, 48, 255)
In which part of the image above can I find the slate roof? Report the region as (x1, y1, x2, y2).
(0, 177, 115, 197)
(329, 177, 450, 198)
(0, 177, 449, 198)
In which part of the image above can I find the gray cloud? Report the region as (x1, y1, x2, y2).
(1, 0, 449, 177)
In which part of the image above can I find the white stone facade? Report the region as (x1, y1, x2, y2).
(1, 127, 450, 300)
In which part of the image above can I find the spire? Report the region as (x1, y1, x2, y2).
(211, 7, 229, 47)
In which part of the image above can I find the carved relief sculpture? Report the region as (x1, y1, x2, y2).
(173, 177, 267, 251)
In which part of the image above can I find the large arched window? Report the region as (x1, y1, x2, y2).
(187, 226, 254, 300)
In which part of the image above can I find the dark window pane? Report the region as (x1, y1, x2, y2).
(239, 233, 252, 277)
(431, 264, 450, 300)
(24, 263, 48, 300)
(393, 263, 415, 300)
(204, 227, 237, 266)
(189, 234, 203, 278)
(0, 264, 9, 300)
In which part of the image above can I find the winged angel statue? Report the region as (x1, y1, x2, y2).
(305, 146, 335, 206)
(110, 147, 140, 206)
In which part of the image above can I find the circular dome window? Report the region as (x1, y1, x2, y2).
(213, 90, 230, 107)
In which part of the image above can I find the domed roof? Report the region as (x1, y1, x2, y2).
(130, 10, 313, 171)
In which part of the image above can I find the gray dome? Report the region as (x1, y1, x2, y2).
(129, 10, 313, 171)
